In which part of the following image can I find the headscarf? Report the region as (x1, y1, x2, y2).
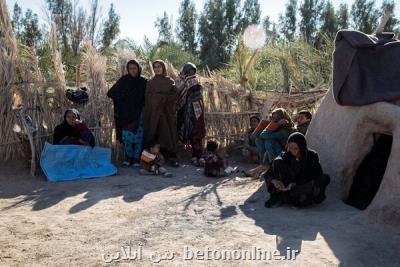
(182, 62, 197, 75)
(53, 109, 81, 144)
(127, 59, 142, 78)
(271, 108, 295, 130)
(287, 132, 308, 160)
(152, 60, 167, 76)
(281, 132, 323, 185)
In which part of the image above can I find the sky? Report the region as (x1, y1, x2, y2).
(5, 0, 398, 45)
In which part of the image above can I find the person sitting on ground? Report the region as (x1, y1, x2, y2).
(176, 62, 206, 167)
(264, 132, 330, 208)
(246, 108, 295, 178)
(204, 140, 226, 178)
(53, 109, 95, 147)
(242, 115, 261, 163)
(139, 141, 172, 177)
(296, 110, 312, 135)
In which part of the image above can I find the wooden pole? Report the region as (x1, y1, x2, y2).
(375, 5, 393, 34)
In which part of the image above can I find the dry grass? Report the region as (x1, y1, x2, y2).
(0, 0, 326, 167)
(0, 0, 19, 161)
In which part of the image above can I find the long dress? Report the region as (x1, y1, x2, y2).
(107, 61, 146, 161)
(264, 133, 330, 207)
(176, 75, 206, 159)
(143, 75, 178, 157)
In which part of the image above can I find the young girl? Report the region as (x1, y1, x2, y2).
(245, 108, 295, 178)
(255, 108, 295, 165)
(139, 141, 173, 177)
(242, 115, 261, 163)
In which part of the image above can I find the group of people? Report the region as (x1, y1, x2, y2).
(52, 59, 330, 208)
(241, 108, 329, 208)
(54, 60, 206, 178)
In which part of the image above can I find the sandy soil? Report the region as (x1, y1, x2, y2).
(0, 158, 399, 267)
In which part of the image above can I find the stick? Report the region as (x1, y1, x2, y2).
(375, 5, 393, 34)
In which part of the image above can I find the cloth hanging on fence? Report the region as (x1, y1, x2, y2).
(40, 142, 117, 182)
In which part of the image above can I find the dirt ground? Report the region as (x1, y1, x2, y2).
(0, 158, 399, 267)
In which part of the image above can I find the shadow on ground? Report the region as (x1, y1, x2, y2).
(0, 160, 217, 214)
(238, 183, 400, 266)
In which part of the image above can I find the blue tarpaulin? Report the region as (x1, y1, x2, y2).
(40, 142, 117, 182)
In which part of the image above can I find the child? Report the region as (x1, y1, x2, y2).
(139, 141, 172, 177)
(242, 115, 261, 163)
(296, 110, 312, 135)
(204, 140, 226, 178)
(245, 108, 295, 178)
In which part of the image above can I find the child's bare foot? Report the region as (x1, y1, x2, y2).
(163, 172, 173, 178)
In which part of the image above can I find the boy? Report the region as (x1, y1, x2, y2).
(139, 141, 172, 177)
(242, 115, 260, 163)
(296, 110, 312, 135)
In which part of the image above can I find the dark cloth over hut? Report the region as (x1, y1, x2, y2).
(144, 60, 178, 154)
(107, 60, 147, 142)
(332, 30, 400, 106)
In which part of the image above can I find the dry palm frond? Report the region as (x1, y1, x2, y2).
(50, 23, 67, 112)
(50, 24, 65, 84)
(80, 41, 114, 150)
(0, 0, 19, 161)
(115, 48, 138, 78)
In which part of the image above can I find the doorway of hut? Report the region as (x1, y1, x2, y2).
(345, 134, 393, 210)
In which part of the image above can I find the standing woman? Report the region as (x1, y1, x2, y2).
(107, 60, 147, 167)
(176, 63, 206, 166)
(144, 60, 179, 167)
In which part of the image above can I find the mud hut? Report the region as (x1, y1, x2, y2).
(307, 28, 400, 225)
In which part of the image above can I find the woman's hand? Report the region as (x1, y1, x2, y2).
(287, 183, 296, 190)
(271, 179, 285, 191)
(79, 139, 90, 146)
(278, 119, 289, 127)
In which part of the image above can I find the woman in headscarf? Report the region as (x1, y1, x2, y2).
(144, 60, 179, 166)
(107, 59, 147, 167)
(53, 109, 95, 147)
(175, 62, 206, 166)
(264, 132, 330, 208)
(245, 108, 295, 178)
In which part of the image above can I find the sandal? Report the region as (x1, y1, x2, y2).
(170, 160, 180, 168)
(191, 157, 199, 166)
(121, 161, 131, 168)
(163, 172, 173, 178)
(198, 158, 205, 167)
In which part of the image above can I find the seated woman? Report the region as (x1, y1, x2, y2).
(53, 109, 95, 147)
(246, 108, 295, 178)
(264, 132, 330, 208)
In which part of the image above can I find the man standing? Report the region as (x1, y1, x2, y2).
(176, 63, 206, 166)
